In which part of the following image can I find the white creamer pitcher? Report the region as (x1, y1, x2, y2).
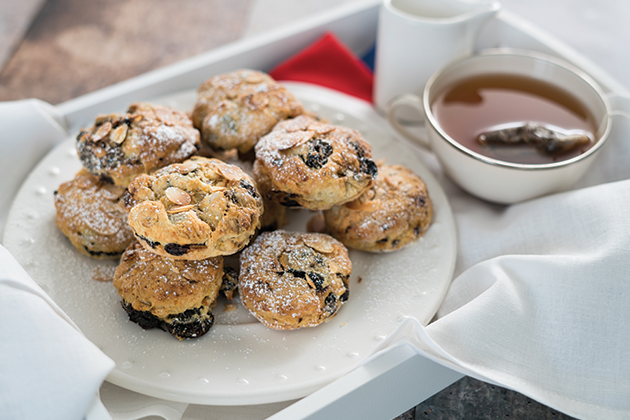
(373, 0, 500, 114)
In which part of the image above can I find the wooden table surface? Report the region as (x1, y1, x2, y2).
(0, 1, 579, 419)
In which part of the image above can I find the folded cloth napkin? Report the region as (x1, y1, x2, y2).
(0, 245, 115, 420)
(0, 100, 114, 420)
(271, 34, 630, 419)
(0, 99, 68, 240)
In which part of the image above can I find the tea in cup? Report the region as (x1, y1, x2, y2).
(387, 49, 612, 204)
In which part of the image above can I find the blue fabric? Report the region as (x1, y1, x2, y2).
(361, 42, 376, 71)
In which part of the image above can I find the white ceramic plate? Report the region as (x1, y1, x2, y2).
(3, 83, 456, 405)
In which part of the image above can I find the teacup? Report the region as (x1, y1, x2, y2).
(387, 49, 613, 204)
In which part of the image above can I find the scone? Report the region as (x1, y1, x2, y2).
(254, 115, 378, 210)
(77, 102, 200, 187)
(222, 157, 289, 231)
(239, 230, 351, 330)
(125, 156, 264, 260)
(113, 241, 224, 340)
(54, 169, 134, 258)
(323, 164, 433, 252)
(192, 69, 304, 153)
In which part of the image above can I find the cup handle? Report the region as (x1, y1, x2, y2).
(607, 92, 630, 121)
(387, 94, 431, 150)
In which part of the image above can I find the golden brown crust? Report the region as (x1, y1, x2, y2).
(254, 115, 378, 210)
(76, 102, 200, 187)
(239, 230, 351, 330)
(323, 164, 433, 252)
(113, 241, 223, 318)
(223, 157, 289, 231)
(125, 156, 264, 260)
(54, 169, 134, 258)
(192, 69, 304, 153)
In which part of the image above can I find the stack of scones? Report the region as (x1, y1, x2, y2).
(54, 69, 433, 339)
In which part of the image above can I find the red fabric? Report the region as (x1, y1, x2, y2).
(270, 32, 374, 103)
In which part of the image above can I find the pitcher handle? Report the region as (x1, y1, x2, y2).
(607, 92, 630, 121)
(387, 94, 432, 150)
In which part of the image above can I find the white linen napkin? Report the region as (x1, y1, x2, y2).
(0, 244, 115, 420)
(0, 100, 115, 420)
(373, 179, 630, 420)
(0, 99, 68, 240)
(378, 107, 630, 419)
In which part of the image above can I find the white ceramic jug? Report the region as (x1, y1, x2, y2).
(373, 0, 500, 115)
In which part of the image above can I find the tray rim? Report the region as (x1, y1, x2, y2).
(4, 2, 630, 418)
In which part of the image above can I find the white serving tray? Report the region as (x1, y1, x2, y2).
(9, 0, 630, 418)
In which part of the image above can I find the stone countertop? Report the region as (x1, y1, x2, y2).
(2, 0, 625, 418)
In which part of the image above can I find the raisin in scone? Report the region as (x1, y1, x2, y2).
(239, 230, 351, 330)
(192, 69, 304, 153)
(113, 241, 224, 340)
(54, 169, 134, 258)
(323, 164, 433, 252)
(77, 102, 200, 187)
(125, 156, 263, 260)
(253, 115, 378, 210)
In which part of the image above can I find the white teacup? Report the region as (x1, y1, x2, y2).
(387, 49, 613, 204)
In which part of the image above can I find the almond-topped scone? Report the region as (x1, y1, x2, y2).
(113, 241, 224, 340)
(124, 156, 264, 260)
(192, 69, 304, 153)
(323, 163, 433, 252)
(54, 169, 134, 258)
(253, 115, 378, 210)
(239, 230, 351, 330)
(76, 102, 200, 187)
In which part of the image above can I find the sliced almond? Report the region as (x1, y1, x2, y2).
(167, 204, 195, 214)
(165, 187, 191, 206)
(217, 164, 243, 182)
(276, 131, 313, 151)
(311, 123, 334, 136)
(76, 173, 96, 189)
(178, 160, 198, 173)
(110, 124, 128, 145)
(92, 121, 112, 142)
(304, 235, 334, 254)
(94, 115, 109, 125)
